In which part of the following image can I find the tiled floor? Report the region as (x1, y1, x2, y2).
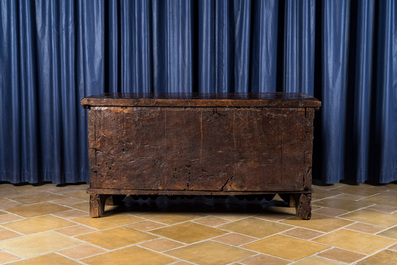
(0, 182, 396, 264)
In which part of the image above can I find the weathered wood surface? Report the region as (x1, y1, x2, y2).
(83, 93, 320, 219)
(81, 92, 321, 109)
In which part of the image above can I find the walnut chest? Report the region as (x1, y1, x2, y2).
(81, 93, 321, 219)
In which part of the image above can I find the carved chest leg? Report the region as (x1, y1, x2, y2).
(90, 194, 109, 218)
(294, 193, 312, 220)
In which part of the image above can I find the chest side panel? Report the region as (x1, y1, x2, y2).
(88, 107, 313, 192)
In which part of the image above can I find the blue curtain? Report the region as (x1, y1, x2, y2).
(0, 0, 396, 184)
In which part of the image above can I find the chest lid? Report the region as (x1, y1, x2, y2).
(81, 93, 321, 109)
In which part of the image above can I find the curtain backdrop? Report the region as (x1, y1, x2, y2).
(0, 0, 396, 184)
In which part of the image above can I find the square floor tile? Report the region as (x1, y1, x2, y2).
(318, 247, 366, 263)
(379, 226, 397, 239)
(281, 214, 352, 232)
(127, 220, 165, 231)
(57, 244, 106, 260)
(293, 256, 345, 264)
(10, 192, 66, 204)
(138, 212, 205, 225)
(6, 253, 80, 265)
(243, 234, 329, 261)
(167, 241, 255, 265)
(0, 252, 20, 263)
(240, 254, 290, 265)
(72, 214, 143, 229)
(0, 231, 81, 258)
(367, 204, 397, 213)
(151, 222, 227, 244)
(55, 225, 97, 237)
(313, 207, 349, 217)
(281, 227, 324, 240)
(356, 250, 397, 265)
(0, 228, 22, 241)
(0, 199, 23, 209)
(70, 202, 89, 212)
(219, 217, 292, 238)
(333, 184, 384, 196)
(341, 209, 397, 227)
(361, 194, 397, 207)
(82, 246, 176, 265)
(345, 222, 385, 234)
(390, 243, 397, 251)
(213, 233, 257, 246)
(6, 202, 70, 217)
(193, 216, 230, 226)
(312, 199, 373, 211)
(313, 229, 397, 254)
(53, 209, 87, 219)
(139, 238, 184, 252)
(0, 214, 24, 224)
(76, 226, 157, 249)
(2, 215, 75, 234)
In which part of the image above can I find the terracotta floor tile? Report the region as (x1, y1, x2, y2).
(345, 222, 385, 234)
(10, 192, 66, 204)
(57, 244, 106, 259)
(167, 241, 255, 265)
(53, 209, 87, 219)
(240, 254, 290, 265)
(281, 227, 324, 240)
(211, 213, 254, 221)
(72, 214, 143, 229)
(313, 207, 349, 217)
(6, 202, 70, 217)
(313, 229, 397, 254)
(243, 234, 329, 261)
(0, 213, 24, 223)
(379, 226, 397, 239)
(127, 220, 166, 231)
(293, 256, 345, 264)
(0, 252, 20, 263)
(171, 262, 195, 265)
(82, 245, 176, 265)
(194, 216, 230, 226)
(219, 217, 292, 238)
(55, 225, 97, 236)
(2, 215, 75, 234)
(341, 209, 397, 227)
(139, 238, 184, 252)
(151, 222, 227, 243)
(312, 199, 373, 211)
(333, 184, 384, 196)
(281, 214, 352, 232)
(0, 200, 23, 209)
(254, 208, 296, 222)
(361, 194, 397, 207)
(0, 228, 22, 241)
(0, 231, 81, 258)
(138, 212, 205, 225)
(318, 247, 366, 263)
(367, 204, 397, 213)
(213, 233, 257, 246)
(356, 250, 397, 265)
(51, 197, 86, 206)
(76, 226, 157, 249)
(333, 193, 367, 201)
(67, 191, 90, 200)
(69, 202, 89, 212)
(6, 253, 80, 265)
(389, 243, 397, 251)
(312, 190, 342, 200)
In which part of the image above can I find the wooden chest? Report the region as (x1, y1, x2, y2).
(81, 93, 321, 219)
